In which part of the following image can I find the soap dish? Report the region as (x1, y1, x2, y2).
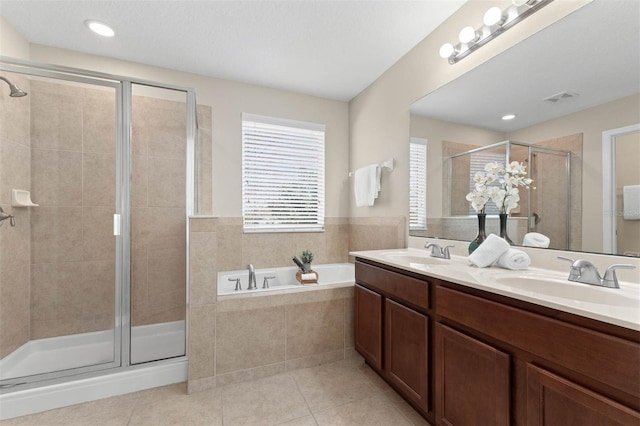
(12, 189, 39, 207)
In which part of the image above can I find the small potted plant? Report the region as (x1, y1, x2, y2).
(301, 249, 314, 272)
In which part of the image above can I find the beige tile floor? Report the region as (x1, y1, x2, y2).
(1, 357, 430, 426)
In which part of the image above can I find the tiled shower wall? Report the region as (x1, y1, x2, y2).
(1, 77, 214, 350)
(187, 216, 405, 393)
(0, 73, 31, 358)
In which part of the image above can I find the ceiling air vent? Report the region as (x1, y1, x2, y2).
(543, 91, 580, 104)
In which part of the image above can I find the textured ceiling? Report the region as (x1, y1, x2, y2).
(0, 0, 465, 101)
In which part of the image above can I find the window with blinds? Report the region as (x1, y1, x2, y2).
(468, 152, 505, 215)
(242, 113, 325, 233)
(410, 138, 427, 230)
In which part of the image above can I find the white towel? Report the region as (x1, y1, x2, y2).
(522, 232, 550, 248)
(495, 248, 531, 270)
(354, 164, 380, 207)
(623, 185, 640, 220)
(467, 234, 510, 268)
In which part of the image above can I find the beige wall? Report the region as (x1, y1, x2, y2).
(0, 17, 30, 60)
(410, 115, 505, 219)
(508, 94, 640, 252)
(348, 0, 588, 219)
(25, 45, 351, 219)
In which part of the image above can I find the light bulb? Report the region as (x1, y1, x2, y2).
(85, 20, 115, 37)
(501, 114, 516, 121)
(439, 43, 455, 59)
(483, 7, 504, 26)
(459, 26, 478, 44)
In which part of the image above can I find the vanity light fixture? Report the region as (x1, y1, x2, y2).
(84, 19, 115, 37)
(439, 0, 553, 64)
(502, 114, 517, 121)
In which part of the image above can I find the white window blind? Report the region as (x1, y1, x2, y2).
(468, 152, 505, 215)
(410, 138, 427, 230)
(242, 113, 325, 233)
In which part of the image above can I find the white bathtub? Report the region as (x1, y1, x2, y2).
(218, 263, 355, 296)
(0, 321, 187, 420)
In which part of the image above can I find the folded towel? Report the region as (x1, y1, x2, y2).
(354, 164, 380, 207)
(623, 185, 640, 220)
(495, 248, 531, 270)
(522, 232, 550, 248)
(467, 234, 510, 267)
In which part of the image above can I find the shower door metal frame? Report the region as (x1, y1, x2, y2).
(446, 140, 572, 248)
(0, 57, 195, 391)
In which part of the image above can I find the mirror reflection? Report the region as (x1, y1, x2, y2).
(409, 0, 640, 256)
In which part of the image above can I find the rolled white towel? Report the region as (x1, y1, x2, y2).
(495, 248, 531, 270)
(522, 232, 550, 248)
(468, 234, 510, 268)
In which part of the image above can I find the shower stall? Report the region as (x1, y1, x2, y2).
(0, 58, 202, 416)
(447, 140, 573, 249)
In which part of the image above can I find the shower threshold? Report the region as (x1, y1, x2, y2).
(0, 320, 185, 381)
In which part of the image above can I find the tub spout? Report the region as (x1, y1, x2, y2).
(247, 264, 257, 290)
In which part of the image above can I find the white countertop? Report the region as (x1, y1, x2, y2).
(350, 248, 640, 332)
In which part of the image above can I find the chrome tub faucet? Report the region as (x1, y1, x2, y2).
(247, 264, 257, 290)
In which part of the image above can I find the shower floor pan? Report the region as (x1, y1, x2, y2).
(0, 320, 185, 381)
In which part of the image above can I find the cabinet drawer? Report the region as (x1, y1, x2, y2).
(356, 261, 429, 310)
(436, 285, 640, 399)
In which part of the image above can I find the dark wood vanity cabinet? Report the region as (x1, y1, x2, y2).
(354, 260, 432, 416)
(436, 284, 640, 426)
(435, 323, 510, 426)
(354, 284, 382, 370)
(526, 364, 640, 425)
(385, 298, 429, 412)
(354, 257, 640, 426)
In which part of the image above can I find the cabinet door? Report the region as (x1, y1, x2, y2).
(385, 298, 429, 412)
(354, 284, 382, 370)
(436, 323, 510, 426)
(526, 364, 640, 425)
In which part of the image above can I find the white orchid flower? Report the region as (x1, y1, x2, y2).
(484, 162, 503, 173)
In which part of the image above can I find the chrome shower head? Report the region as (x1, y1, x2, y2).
(0, 76, 28, 97)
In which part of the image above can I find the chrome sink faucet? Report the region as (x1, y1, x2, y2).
(247, 264, 257, 290)
(558, 257, 636, 288)
(425, 242, 454, 259)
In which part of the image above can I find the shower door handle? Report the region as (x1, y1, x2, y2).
(113, 214, 121, 236)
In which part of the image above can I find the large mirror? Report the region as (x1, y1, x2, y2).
(409, 0, 640, 257)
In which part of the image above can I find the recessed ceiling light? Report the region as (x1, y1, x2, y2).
(85, 20, 115, 37)
(502, 114, 516, 121)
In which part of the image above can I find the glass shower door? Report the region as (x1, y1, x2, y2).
(129, 84, 187, 364)
(0, 70, 122, 385)
(528, 148, 571, 250)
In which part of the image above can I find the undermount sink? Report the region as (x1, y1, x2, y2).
(384, 254, 448, 265)
(491, 273, 640, 307)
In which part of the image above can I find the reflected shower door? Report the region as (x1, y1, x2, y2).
(130, 84, 187, 364)
(528, 149, 571, 250)
(0, 71, 121, 384)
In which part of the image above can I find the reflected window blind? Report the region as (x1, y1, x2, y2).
(242, 113, 325, 233)
(468, 152, 504, 215)
(410, 138, 427, 230)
